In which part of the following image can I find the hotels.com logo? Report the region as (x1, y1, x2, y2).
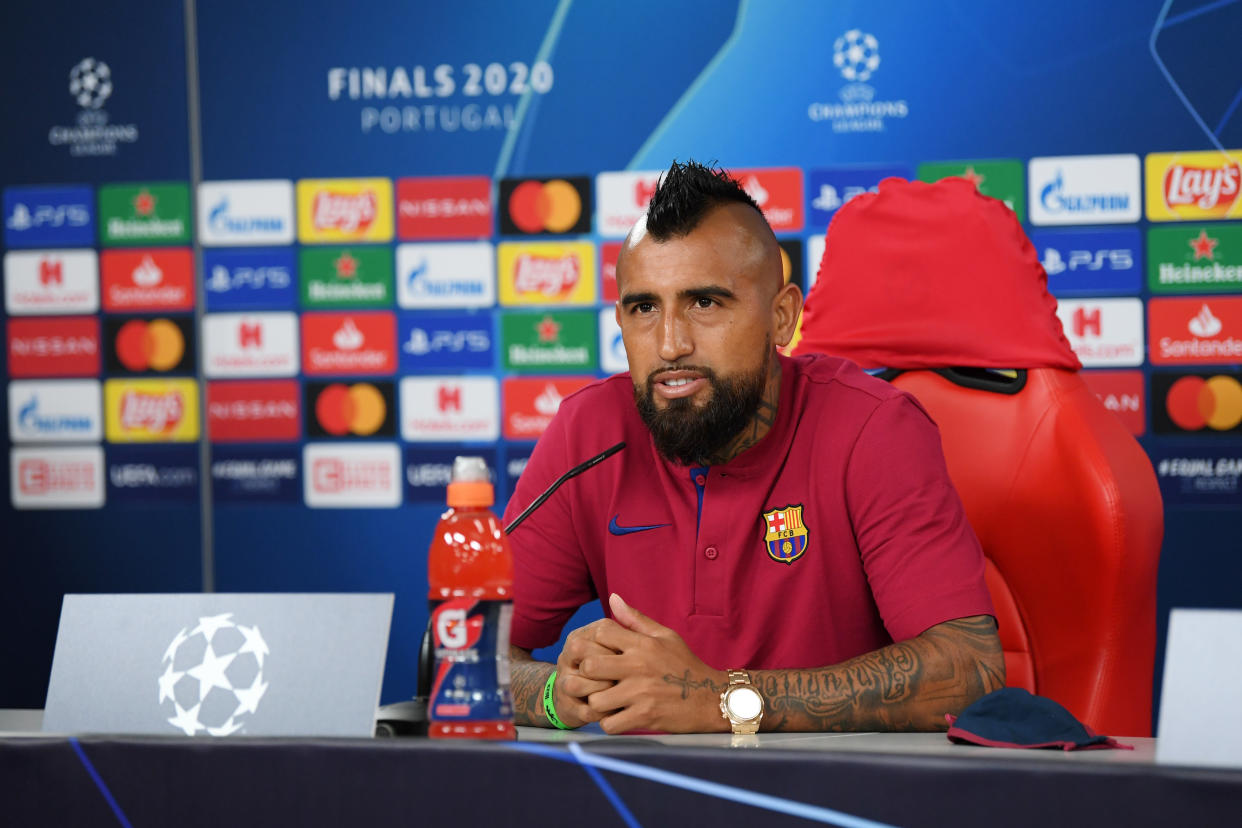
(513, 254, 580, 298)
(239, 321, 263, 348)
(120, 390, 185, 432)
(313, 191, 376, 233)
(40, 258, 62, 285)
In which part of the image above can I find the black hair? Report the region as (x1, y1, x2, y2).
(644, 159, 765, 241)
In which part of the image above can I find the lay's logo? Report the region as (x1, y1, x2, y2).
(296, 178, 393, 243)
(104, 378, 200, 442)
(1146, 151, 1242, 221)
(498, 242, 596, 306)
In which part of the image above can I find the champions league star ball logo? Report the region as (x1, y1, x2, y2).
(158, 613, 270, 736)
(833, 30, 880, 83)
(69, 58, 112, 110)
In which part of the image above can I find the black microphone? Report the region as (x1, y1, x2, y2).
(504, 441, 625, 534)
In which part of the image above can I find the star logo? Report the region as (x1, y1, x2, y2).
(1189, 229, 1219, 261)
(160, 613, 269, 737)
(536, 315, 561, 342)
(132, 189, 156, 217)
(960, 167, 986, 189)
(334, 252, 359, 279)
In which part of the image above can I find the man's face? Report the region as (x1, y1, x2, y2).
(615, 203, 800, 463)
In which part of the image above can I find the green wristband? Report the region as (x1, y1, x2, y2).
(542, 669, 575, 730)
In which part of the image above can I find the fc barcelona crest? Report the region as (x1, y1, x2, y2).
(761, 504, 809, 565)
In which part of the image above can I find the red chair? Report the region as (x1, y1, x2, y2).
(883, 367, 1162, 736)
(791, 176, 1163, 735)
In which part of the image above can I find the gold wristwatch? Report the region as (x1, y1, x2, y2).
(719, 669, 763, 734)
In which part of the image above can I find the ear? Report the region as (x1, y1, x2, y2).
(771, 281, 803, 348)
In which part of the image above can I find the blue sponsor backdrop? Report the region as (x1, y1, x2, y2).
(3, 0, 1242, 722)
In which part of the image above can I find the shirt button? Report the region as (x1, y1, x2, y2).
(695, 474, 706, 486)
(704, 546, 719, 560)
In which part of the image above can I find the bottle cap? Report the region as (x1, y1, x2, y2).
(446, 456, 494, 508)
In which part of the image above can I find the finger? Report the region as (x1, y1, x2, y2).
(585, 681, 638, 715)
(577, 652, 637, 683)
(598, 705, 649, 735)
(562, 635, 621, 667)
(609, 593, 671, 638)
(559, 671, 614, 699)
(554, 678, 603, 726)
(592, 621, 653, 654)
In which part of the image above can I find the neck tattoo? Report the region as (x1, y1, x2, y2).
(709, 357, 781, 465)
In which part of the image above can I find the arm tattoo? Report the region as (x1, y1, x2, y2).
(663, 669, 727, 700)
(507, 645, 555, 727)
(754, 615, 1005, 732)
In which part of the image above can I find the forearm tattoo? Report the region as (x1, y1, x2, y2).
(507, 646, 555, 727)
(754, 615, 1005, 732)
(663, 669, 727, 700)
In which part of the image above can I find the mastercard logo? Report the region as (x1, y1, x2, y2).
(507, 179, 582, 233)
(115, 318, 186, 372)
(313, 382, 388, 436)
(1165, 375, 1242, 431)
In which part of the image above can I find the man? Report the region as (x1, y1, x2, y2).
(504, 161, 1003, 734)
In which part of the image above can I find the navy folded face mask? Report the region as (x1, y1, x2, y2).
(946, 688, 1132, 751)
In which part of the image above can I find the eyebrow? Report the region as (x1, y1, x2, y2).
(619, 285, 737, 307)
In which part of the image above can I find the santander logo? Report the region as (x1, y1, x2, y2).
(513, 254, 580, 297)
(1188, 304, 1223, 338)
(1164, 162, 1241, 212)
(120, 390, 184, 432)
(333, 319, 365, 350)
(313, 192, 377, 232)
(534, 383, 563, 415)
(132, 255, 163, 287)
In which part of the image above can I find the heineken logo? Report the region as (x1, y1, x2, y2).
(502, 311, 595, 371)
(300, 247, 392, 308)
(1149, 225, 1242, 293)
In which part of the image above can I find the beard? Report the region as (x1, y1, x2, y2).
(634, 359, 769, 466)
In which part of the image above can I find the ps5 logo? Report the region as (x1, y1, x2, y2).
(402, 326, 489, 356)
(1042, 248, 1133, 276)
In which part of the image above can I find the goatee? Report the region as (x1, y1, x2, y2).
(635, 361, 768, 466)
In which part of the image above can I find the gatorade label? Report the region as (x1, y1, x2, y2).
(429, 598, 514, 721)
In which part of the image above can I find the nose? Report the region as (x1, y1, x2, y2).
(656, 308, 693, 362)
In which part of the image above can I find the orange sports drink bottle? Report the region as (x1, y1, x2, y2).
(427, 456, 516, 739)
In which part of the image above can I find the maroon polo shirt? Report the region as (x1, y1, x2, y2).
(504, 353, 993, 670)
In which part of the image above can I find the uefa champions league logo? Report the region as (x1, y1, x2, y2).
(158, 613, 269, 736)
(69, 58, 112, 110)
(833, 30, 880, 83)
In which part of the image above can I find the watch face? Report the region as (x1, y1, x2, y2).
(727, 686, 763, 720)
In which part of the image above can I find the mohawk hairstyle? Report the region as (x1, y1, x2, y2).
(644, 159, 765, 241)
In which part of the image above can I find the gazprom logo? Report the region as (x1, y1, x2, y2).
(197, 181, 295, 246)
(207, 197, 288, 236)
(396, 243, 495, 309)
(7, 380, 102, 443)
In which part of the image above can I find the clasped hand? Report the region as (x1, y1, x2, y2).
(551, 593, 728, 733)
